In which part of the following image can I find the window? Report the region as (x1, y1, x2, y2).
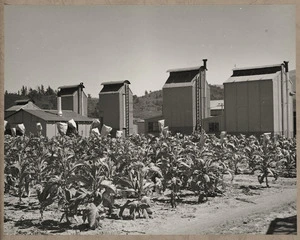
(209, 122, 219, 132)
(148, 121, 159, 132)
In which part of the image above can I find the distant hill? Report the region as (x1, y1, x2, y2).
(133, 90, 163, 120)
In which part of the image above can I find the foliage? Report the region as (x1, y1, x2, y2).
(4, 131, 296, 229)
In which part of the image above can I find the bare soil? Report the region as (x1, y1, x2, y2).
(4, 174, 297, 235)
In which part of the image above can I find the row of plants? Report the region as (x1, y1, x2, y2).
(4, 131, 296, 229)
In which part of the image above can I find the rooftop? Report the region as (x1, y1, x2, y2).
(231, 65, 282, 77)
(100, 80, 131, 93)
(58, 83, 85, 95)
(144, 114, 164, 121)
(210, 100, 224, 110)
(6, 101, 40, 112)
(165, 69, 200, 84)
(101, 80, 130, 85)
(225, 72, 279, 84)
(232, 64, 282, 71)
(21, 109, 94, 123)
(166, 66, 201, 73)
(15, 99, 33, 105)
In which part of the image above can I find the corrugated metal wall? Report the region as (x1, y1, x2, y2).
(61, 95, 74, 111)
(224, 80, 274, 135)
(6, 110, 47, 136)
(73, 91, 78, 115)
(206, 82, 211, 117)
(99, 92, 120, 135)
(82, 92, 88, 117)
(163, 86, 194, 134)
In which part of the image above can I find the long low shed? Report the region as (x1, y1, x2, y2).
(5, 109, 94, 138)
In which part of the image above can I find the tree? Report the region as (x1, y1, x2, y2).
(28, 89, 39, 100)
(20, 86, 27, 96)
(46, 86, 55, 96)
(40, 85, 45, 95)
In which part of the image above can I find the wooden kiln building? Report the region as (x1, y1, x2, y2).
(224, 62, 293, 138)
(58, 82, 88, 116)
(98, 80, 133, 137)
(162, 59, 210, 134)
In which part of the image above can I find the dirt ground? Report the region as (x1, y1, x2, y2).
(4, 174, 297, 235)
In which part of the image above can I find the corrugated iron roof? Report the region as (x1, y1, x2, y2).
(22, 109, 94, 122)
(225, 72, 279, 84)
(101, 80, 130, 85)
(166, 66, 201, 73)
(232, 64, 282, 71)
(231, 65, 282, 77)
(59, 83, 85, 89)
(59, 88, 78, 95)
(58, 83, 85, 95)
(6, 101, 41, 112)
(100, 80, 130, 93)
(165, 69, 200, 84)
(144, 114, 164, 121)
(100, 84, 124, 93)
(15, 99, 32, 105)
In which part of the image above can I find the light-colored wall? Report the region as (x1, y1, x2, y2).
(82, 91, 88, 117)
(73, 91, 79, 114)
(78, 123, 91, 137)
(273, 73, 282, 134)
(46, 123, 57, 138)
(205, 82, 211, 118)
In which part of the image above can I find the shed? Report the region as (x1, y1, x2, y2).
(202, 115, 225, 135)
(210, 100, 224, 117)
(144, 115, 164, 136)
(224, 62, 293, 137)
(98, 80, 133, 137)
(5, 108, 94, 138)
(162, 59, 210, 134)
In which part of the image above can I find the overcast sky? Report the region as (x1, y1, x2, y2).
(4, 5, 295, 97)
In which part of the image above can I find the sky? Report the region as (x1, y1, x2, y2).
(4, 5, 295, 97)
